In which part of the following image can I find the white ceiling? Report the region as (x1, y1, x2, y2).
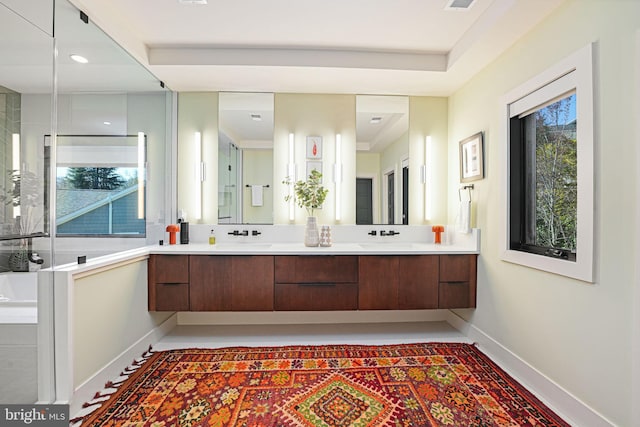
(69, 0, 566, 96)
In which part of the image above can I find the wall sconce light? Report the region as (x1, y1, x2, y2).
(288, 133, 296, 221)
(12, 133, 20, 218)
(194, 131, 203, 220)
(334, 133, 343, 221)
(422, 135, 432, 221)
(137, 132, 146, 219)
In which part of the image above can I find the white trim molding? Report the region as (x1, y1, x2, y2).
(499, 43, 595, 283)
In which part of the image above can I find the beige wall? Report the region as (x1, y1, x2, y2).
(73, 260, 172, 387)
(447, 1, 639, 424)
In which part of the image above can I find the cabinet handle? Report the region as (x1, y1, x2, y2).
(298, 282, 336, 287)
(160, 283, 182, 286)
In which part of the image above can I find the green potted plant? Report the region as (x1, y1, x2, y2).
(283, 169, 329, 246)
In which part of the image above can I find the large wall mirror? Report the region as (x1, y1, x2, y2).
(0, 3, 53, 242)
(180, 92, 444, 226)
(1, 2, 53, 275)
(355, 95, 409, 225)
(218, 92, 274, 224)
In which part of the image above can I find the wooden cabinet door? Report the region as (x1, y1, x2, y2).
(153, 255, 190, 283)
(358, 256, 399, 310)
(189, 255, 232, 311)
(439, 254, 477, 309)
(439, 255, 471, 282)
(154, 283, 190, 311)
(398, 256, 439, 309)
(231, 256, 274, 311)
(148, 255, 189, 311)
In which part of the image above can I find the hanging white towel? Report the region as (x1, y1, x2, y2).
(251, 185, 264, 207)
(456, 200, 471, 234)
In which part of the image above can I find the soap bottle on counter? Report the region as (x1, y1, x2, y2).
(209, 229, 216, 245)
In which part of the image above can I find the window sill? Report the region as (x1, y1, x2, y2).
(501, 248, 593, 283)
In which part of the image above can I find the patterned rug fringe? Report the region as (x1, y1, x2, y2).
(71, 345, 154, 426)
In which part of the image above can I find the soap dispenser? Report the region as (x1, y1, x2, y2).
(209, 229, 216, 245)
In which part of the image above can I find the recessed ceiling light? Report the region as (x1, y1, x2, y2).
(250, 114, 262, 121)
(178, 0, 207, 4)
(70, 54, 88, 64)
(103, 121, 111, 125)
(370, 117, 382, 124)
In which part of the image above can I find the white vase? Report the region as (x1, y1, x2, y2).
(304, 216, 320, 247)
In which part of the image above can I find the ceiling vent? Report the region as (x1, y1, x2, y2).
(445, 0, 476, 10)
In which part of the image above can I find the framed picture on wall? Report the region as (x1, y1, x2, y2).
(306, 161, 323, 180)
(306, 136, 322, 159)
(459, 132, 484, 183)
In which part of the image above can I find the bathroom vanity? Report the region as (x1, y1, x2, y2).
(148, 243, 478, 312)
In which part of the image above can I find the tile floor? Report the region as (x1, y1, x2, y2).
(154, 321, 470, 351)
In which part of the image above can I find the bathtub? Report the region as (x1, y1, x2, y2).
(0, 272, 37, 324)
(0, 272, 38, 403)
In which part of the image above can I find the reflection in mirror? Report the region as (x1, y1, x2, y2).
(218, 93, 274, 224)
(355, 95, 409, 225)
(0, 4, 53, 274)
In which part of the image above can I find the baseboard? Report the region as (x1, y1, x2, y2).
(69, 313, 178, 418)
(177, 310, 450, 325)
(445, 311, 613, 427)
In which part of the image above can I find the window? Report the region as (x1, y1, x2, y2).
(510, 92, 577, 261)
(501, 44, 594, 282)
(52, 134, 147, 237)
(56, 166, 145, 236)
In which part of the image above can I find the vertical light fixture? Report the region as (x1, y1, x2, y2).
(423, 135, 433, 221)
(288, 133, 296, 221)
(194, 131, 203, 220)
(137, 132, 146, 219)
(12, 133, 20, 218)
(334, 133, 342, 221)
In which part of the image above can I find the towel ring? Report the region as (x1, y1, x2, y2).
(459, 184, 474, 201)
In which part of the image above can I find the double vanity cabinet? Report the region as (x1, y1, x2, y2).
(148, 252, 477, 312)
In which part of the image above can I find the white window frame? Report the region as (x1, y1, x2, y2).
(499, 43, 594, 283)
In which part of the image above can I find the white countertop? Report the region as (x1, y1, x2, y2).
(150, 241, 479, 255)
(45, 228, 480, 275)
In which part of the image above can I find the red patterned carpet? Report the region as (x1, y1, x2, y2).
(77, 343, 569, 426)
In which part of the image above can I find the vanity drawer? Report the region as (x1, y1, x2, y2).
(439, 254, 474, 282)
(438, 254, 477, 309)
(154, 283, 190, 311)
(274, 282, 358, 310)
(439, 281, 471, 309)
(274, 256, 358, 283)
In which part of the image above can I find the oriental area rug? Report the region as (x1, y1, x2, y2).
(76, 343, 569, 426)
